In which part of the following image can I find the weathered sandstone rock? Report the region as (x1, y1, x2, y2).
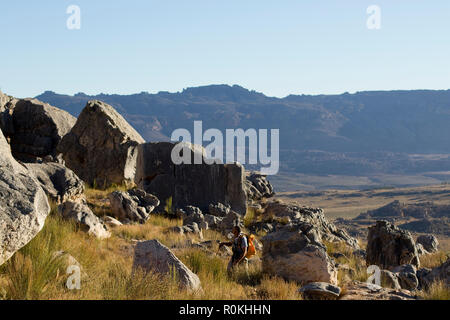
(262, 223, 338, 285)
(58, 100, 145, 188)
(135, 142, 247, 214)
(108, 189, 159, 223)
(58, 200, 111, 239)
(132, 239, 201, 291)
(25, 162, 85, 204)
(366, 220, 420, 270)
(6, 98, 75, 162)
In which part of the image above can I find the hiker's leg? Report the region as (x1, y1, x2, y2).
(227, 259, 234, 276)
(244, 258, 249, 278)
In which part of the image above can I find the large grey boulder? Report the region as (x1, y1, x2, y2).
(58, 200, 111, 239)
(135, 142, 247, 215)
(58, 100, 145, 188)
(132, 239, 201, 291)
(0, 130, 50, 265)
(366, 221, 420, 270)
(108, 189, 159, 224)
(262, 223, 338, 285)
(5, 98, 75, 162)
(24, 162, 85, 204)
(244, 172, 275, 201)
(416, 234, 439, 253)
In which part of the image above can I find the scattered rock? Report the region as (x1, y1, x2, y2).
(203, 214, 224, 229)
(392, 264, 418, 291)
(340, 281, 418, 300)
(366, 220, 420, 270)
(0, 130, 51, 265)
(380, 270, 401, 290)
(416, 234, 439, 253)
(25, 162, 85, 204)
(135, 142, 247, 214)
(132, 239, 202, 291)
(244, 172, 275, 201)
(209, 203, 231, 217)
(217, 210, 243, 234)
(108, 189, 159, 224)
(102, 216, 123, 228)
(257, 200, 360, 249)
(262, 223, 338, 285)
(299, 282, 341, 300)
(58, 100, 145, 188)
(58, 200, 111, 239)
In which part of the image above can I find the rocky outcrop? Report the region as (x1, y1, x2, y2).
(0, 130, 50, 265)
(256, 200, 359, 249)
(108, 189, 159, 224)
(262, 223, 338, 285)
(416, 234, 439, 253)
(58, 100, 145, 188)
(3, 98, 76, 162)
(208, 203, 231, 217)
(58, 200, 111, 239)
(25, 162, 85, 204)
(244, 172, 275, 201)
(366, 221, 420, 270)
(132, 239, 201, 291)
(340, 281, 418, 300)
(299, 282, 341, 300)
(135, 142, 247, 214)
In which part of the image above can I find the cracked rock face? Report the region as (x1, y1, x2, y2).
(5, 98, 75, 162)
(366, 220, 420, 270)
(135, 142, 247, 215)
(244, 172, 275, 201)
(0, 130, 50, 265)
(58, 100, 145, 188)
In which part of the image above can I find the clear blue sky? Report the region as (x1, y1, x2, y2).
(1, 1, 449, 98)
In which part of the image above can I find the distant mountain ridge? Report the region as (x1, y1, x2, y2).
(36, 85, 450, 190)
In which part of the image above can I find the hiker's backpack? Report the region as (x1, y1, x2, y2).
(243, 234, 256, 259)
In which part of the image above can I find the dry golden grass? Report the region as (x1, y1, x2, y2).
(0, 190, 303, 300)
(1, 185, 448, 300)
(418, 281, 450, 300)
(324, 241, 368, 286)
(420, 251, 449, 269)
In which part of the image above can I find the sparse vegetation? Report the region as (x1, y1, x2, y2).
(0, 188, 304, 300)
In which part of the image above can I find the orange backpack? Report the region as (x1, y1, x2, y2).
(244, 234, 256, 259)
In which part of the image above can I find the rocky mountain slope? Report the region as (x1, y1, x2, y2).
(35, 86, 450, 190)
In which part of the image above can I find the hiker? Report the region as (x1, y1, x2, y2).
(219, 226, 249, 276)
